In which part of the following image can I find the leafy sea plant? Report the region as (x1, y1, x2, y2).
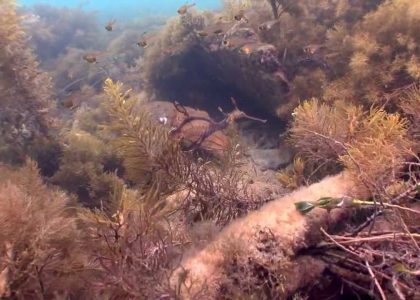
(398, 84, 420, 152)
(339, 107, 413, 195)
(22, 4, 103, 62)
(102, 79, 261, 224)
(223, 0, 252, 20)
(265, 0, 301, 20)
(141, 9, 207, 85)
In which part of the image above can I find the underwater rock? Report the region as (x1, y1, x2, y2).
(143, 101, 293, 171)
(145, 18, 292, 118)
(249, 146, 293, 171)
(143, 100, 292, 170)
(170, 171, 368, 299)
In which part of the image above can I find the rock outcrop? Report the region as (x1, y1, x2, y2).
(144, 12, 294, 120)
(170, 171, 368, 299)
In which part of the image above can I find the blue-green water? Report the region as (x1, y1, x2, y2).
(18, 0, 222, 21)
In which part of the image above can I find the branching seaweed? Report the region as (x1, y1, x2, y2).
(102, 79, 262, 225)
(0, 160, 90, 299)
(51, 129, 122, 208)
(102, 78, 191, 202)
(77, 182, 195, 299)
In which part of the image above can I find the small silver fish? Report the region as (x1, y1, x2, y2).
(258, 20, 280, 31)
(105, 20, 116, 31)
(177, 3, 196, 15)
(82, 53, 97, 64)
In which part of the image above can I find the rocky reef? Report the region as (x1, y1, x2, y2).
(143, 9, 293, 120)
(0, 0, 419, 299)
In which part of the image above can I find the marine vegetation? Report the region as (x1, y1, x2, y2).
(101, 78, 264, 224)
(0, 0, 58, 170)
(50, 129, 121, 208)
(0, 0, 419, 299)
(0, 160, 89, 299)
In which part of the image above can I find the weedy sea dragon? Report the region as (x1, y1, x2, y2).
(169, 97, 267, 154)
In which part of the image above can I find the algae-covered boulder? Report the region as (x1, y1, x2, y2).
(143, 13, 292, 119)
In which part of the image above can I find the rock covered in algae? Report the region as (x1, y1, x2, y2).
(143, 13, 292, 118)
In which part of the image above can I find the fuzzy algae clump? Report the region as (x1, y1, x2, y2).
(0, 160, 88, 298)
